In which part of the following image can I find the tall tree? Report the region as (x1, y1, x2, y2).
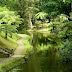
(0, 0, 39, 29)
(38, 0, 72, 22)
(0, 10, 23, 39)
(27, 0, 39, 29)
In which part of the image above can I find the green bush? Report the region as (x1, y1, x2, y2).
(59, 39, 72, 61)
(49, 17, 72, 62)
(58, 22, 72, 62)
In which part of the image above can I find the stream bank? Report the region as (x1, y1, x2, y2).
(0, 34, 30, 72)
(10, 32, 72, 72)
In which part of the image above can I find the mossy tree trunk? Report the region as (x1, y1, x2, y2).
(5, 27, 7, 39)
(10, 33, 12, 38)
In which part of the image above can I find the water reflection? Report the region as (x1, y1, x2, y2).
(11, 32, 72, 72)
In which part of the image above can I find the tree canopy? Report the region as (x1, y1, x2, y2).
(0, 7, 23, 38)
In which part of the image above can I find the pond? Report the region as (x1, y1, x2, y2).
(10, 32, 72, 72)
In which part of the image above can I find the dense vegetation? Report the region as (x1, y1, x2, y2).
(0, 0, 72, 71)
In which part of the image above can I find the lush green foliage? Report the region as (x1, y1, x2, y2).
(23, 35, 33, 55)
(0, 0, 72, 64)
(0, 57, 24, 72)
(34, 0, 72, 24)
(0, 7, 23, 38)
(58, 21, 72, 61)
(48, 14, 72, 61)
(0, 32, 21, 50)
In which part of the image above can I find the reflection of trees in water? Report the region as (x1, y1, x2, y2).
(32, 33, 58, 47)
(12, 56, 72, 72)
(16, 50, 72, 72)
(40, 57, 61, 72)
(12, 33, 72, 72)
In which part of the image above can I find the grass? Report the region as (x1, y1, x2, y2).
(0, 32, 21, 61)
(0, 33, 30, 72)
(0, 32, 21, 50)
(0, 57, 24, 72)
(0, 34, 33, 72)
(22, 35, 33, 55)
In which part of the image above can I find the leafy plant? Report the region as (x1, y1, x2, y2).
(0, 11, 23, 39)
(35, 12, 48, 20)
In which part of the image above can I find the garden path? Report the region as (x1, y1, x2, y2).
(0, 34, 26, 65)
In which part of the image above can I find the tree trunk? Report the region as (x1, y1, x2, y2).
(5, 27, 7, 39)
(5, 31, 7, 39)
(27, 0, 33, 29)
(10, 33, 12, 38)
(69, 3, 71, 13)
(29, 15, 33, 29)
(48, 18, 50, 23)
(28, 0, 35, 29)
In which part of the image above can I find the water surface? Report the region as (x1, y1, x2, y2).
(10, 32, 72, 72)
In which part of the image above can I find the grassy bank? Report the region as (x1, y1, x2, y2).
(0, 34, 33, 72)
(22, 35, 33, 55)
(0, 57, 24, 72)
(0, 32, 21, 61)
(0, 32, 21, 50)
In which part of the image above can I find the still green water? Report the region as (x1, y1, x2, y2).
(10, 33, 72, 72)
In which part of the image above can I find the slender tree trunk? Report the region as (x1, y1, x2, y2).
(5, 25, 8, 39)
(48, 18, 50, 23)
(29, 14, 33, 29)
(28, 0, 35, 29)
(69, 3, 71, 13)
(5, 30, 7, 39)
(10, 33, 12, 38)
(28, 0, 32, 29)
